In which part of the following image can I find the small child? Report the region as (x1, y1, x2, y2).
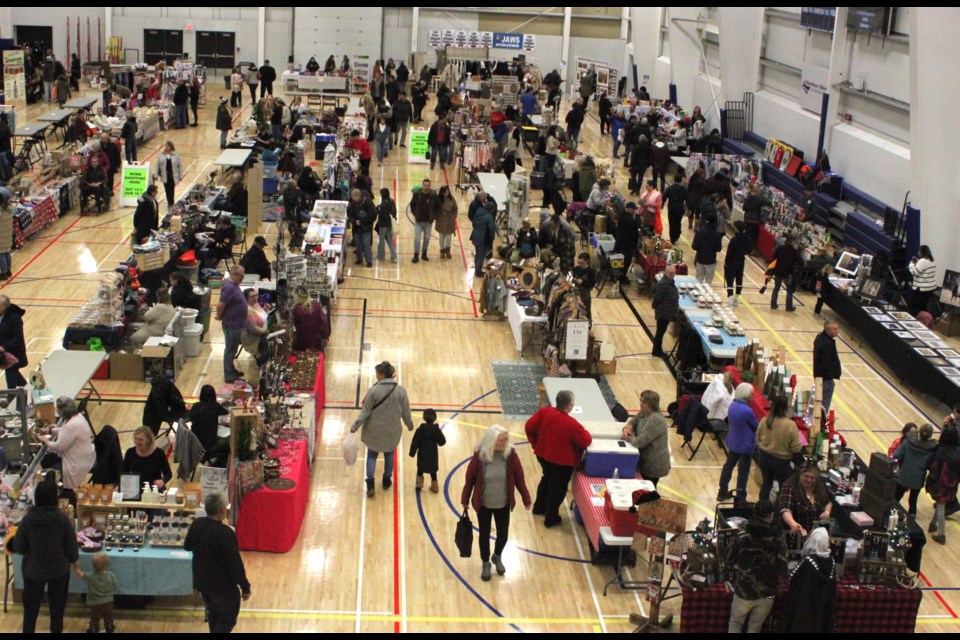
(409, 409, 446, 493)
(76, 552, 117, 634)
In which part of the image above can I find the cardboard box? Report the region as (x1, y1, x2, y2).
(142, 345, 175, 383)
(110, 351, 145, 381)
(598, 360, 617, 375)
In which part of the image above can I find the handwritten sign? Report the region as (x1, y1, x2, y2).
(120, 162, 150, 207)
(635, 497, 688, 536)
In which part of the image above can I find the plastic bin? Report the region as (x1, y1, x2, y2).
(180, 309, 199, 324)
(183, 323, 203, 357)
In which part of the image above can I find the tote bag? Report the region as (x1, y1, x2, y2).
(455, 508, 473, 558)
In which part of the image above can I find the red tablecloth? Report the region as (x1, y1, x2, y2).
(572, 470, 644, 551)
(679, 577, 922, 633)
(235, 437, 310, 552)
(757, 224, 777, 262)
(635, 252, 688, 283)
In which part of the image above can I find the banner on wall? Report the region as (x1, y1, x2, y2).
(2, 49, 26, 107)
(800, 60, 829, 114)
(492, 32, 523, 50)
(801, 7, 837, 32)
(455, 30, 468, 47)
(120, 162, 151, 207)
(441, 30, 455, 46)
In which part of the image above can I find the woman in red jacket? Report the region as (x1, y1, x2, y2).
(461, 425, 531, 582)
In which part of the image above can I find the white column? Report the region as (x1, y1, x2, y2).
(630, 7, 663, 90)
(910, 7, 960, 271)
(822, 7, 850, 153)
(257, 6, 266, 64)
(717, 8, 764, 105)
(411, 7, 419, 53)
(561, 6, 572, 69)
(104, 7, 112, 41)
(0, 8, 11, 40)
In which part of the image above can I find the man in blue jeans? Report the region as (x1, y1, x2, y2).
(813, 320, 842, 416)
(215, 266, 248, 383)
(173, 79, 189, 129)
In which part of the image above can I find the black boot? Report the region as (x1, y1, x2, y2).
(104, 622, 115, 634)
(365, 478, 375, 498)
(383, 476, 393, 490)
(86, 622, 99, 633)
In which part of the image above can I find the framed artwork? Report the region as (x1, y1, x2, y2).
(889, 312, 915, 321)
(863, 307, 883, 314)
(880, 322, 901, 331)
(949, 377, 960, 387)
(940, 269, 960, 307)
(925, 340, 950, 350)
(914, 347, 937, 357)
(900, 321, 927, 331)
(938, 367, 960, 377)
(892, 331, 912, 339)
(940, 349, 960, 359)
(868, 314, 890, 322)
(912, 331, 939, 341)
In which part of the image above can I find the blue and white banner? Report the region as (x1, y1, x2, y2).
(493, 32, 523, 50)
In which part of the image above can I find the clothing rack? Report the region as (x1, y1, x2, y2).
(456, 140, 495, 192)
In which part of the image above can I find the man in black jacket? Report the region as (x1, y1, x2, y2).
(614, 201, 641, 278)
(662, 172, 688, 244)
(427, 117, 452, 170)
(173, 79, 189, 129)
(813, 320, 842, 415)
(565, 100, 585, 146)
(770, 235, 803, 312)
(347, 189, 377, 267)
(258, 60, 276, 99)
(240, 236, 272, 280)
(392, 93, 412, 148)
(411, 81, 427, 123)
(410, 179, 440, 262)
(723, 501, 786, 633)
(133, 185, 160, 245)
(651, 265, 679, 358)
(0, 295, 27, 388)
(99, 133, 122, 192)
(184, 493, 251, 633)
(725, 221, 752, 308)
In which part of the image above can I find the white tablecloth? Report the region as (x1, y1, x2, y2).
(506, 294, 547, 354)
(543, 377, 615, 423)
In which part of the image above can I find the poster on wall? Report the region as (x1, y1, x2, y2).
(428, 30, 442, 48)
(480, 32, 494, 48)
(523, 34, 536, 52)
(120, 162, 151, 208)
(442, 30, 455, 47)
(466, 31, 480, 48)
(2, 49, 27, 107)
(800, 60, 829, 114)
(801, 7, 837, 32)
(565, 320, 590, 360)
(455, 30, 468, 47)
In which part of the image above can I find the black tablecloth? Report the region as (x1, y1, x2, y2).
(62, 324, 126, 350)
(823, 280, 960, 408)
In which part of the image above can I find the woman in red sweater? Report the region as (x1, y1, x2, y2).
(461, 425, 531, 582)
(345, 129, 372, 177)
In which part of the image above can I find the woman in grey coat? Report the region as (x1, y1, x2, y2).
(350, 361, 415, 497)
(893, 423, 937, 516)
(621, 390, 671, 486)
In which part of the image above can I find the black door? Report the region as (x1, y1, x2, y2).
(144, 29, 183, 65)
(196, 31, 235, 71)
(15, 26, 53, 59)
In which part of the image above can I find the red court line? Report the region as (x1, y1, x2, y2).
(392, 450, 401, 633)
(919, 571, 959, 618)
(12, 297, 88, 303)
(325, 399, 502, 409)
(442, 166, 479, 318)
(55, 241, 126, 245)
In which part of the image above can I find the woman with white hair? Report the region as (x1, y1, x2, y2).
(780, 527, 836, 632)
(35, 397, 96, 489)
(716, 383, 759, 503)
(461, 425, 532, 582)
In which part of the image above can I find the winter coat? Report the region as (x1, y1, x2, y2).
(724, 518, 787, 599)
(651, 141, 671, 170)
(725, 400, 759, 454)
(133, 194, 159, 244)
(246, 68, 259, 85)
(154, 152, 183, 185)
(772, 241, 804, 278)
(259, 64, 277, 84)
(410, 189, 441, 223)
(692, 222, 723, 266)
(386, 80, 400, 105)
(142, 377, 187, 435)
(687, 173, 705, 209)
(663, 182, 688, 213)
(578, 165, 597, 198)
(565, 107, 584, 134)
(231, 72, 243, 93)
(625, 411, 671, 479)
(90, 424, 124, 486)
(393, 98, 412, 124)
(780, 555, 836, 633)
(13, 506, 79, 581)
(350, 378, 415, 453)
(652, 275, 679, 321)
(45, 414, 96, 489)
(102, 140, 121, 177)
(725, 231, 752, 270)
(216, 104, 232, 131)
(469, 206, 496, 249)
(427, 121, 451, 147)
(0, 303, 27, 369)
(409, 422, 446, 474)
(894, 433, 938, 490)
(813, 330, 842, 380)
(55, 76, 70, 103)
(42, 59, 55, 82)
(435, 196, 459, 235)
(630, 138, 651, 171)
(578, 71, 596, 99)
(461, 450, 531, 513)
(396, 63, 409, 84)
(347, 196, 377, 234)
(121, 118, 138, 141)
(926, 444, 960, 504)
(525, 406, 593, 467)
(377, 199, 397, 231)
(0, 205, 13, 254)
(173, 83, 188, 106)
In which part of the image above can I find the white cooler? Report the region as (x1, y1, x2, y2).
(583, 439, 639, 478)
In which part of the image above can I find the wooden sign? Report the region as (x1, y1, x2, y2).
(634, 497, 688, 537)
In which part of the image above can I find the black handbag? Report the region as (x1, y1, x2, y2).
(455, 508, 473, 558)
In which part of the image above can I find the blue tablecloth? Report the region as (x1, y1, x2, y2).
(14, 544, 194, 596)
(688, 318, 750, 360)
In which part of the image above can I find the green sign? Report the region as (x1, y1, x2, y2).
(120, 163, 150, 207)
(408, 129, 429, 165)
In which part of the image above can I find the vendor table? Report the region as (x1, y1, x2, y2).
(678, 577, 922, 634)
(214, 148, 253, 168)
(281, 71, 349, 93)
(37, 349, 108, 404)
(235, 437, 310, 553)
(63, 97, 98, 111)
(506, 294, 547, 358)
(345, 97, 364, 117)
(581, 420, 627, 439)
(62, 324, 126, 351)
(477, 172, 509, 211)
(13, 544, 194, 598)
(36, 108, 75, 144)
(12, 193, 59, 249)
(12, 123, 49, 167)
(822, 279, 960, 408)
(543, 377, 616, 423)
(683, 308, 749, 362)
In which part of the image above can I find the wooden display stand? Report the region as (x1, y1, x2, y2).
(629, 497, 688, 633)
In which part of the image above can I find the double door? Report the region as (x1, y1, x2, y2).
(196, 31, 235, 71)
(144, 29, 183, 66)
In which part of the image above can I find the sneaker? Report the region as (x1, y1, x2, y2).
(391, 257, 398, 263)
(86, 624, 99, 634)
(366, 263, 373, 268)
(532, 505, 545, 516)
(933, 534, 947, 545)
(770, 305, 779, 310)
(481, 562, 492, 582)
(491, 554, 506, 575)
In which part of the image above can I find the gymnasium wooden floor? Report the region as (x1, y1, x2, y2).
(2, 83, 959, 633)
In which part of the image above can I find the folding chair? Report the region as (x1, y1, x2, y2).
(683, 418, 729, 461)
(594, 246, 622, 296)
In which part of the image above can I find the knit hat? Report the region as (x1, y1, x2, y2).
(34, 481, 58, 508)
(254, 236, 267, 246)
(625, 202, 638, 210)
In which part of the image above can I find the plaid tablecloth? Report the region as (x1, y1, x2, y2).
(680, 577, 922, 633)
